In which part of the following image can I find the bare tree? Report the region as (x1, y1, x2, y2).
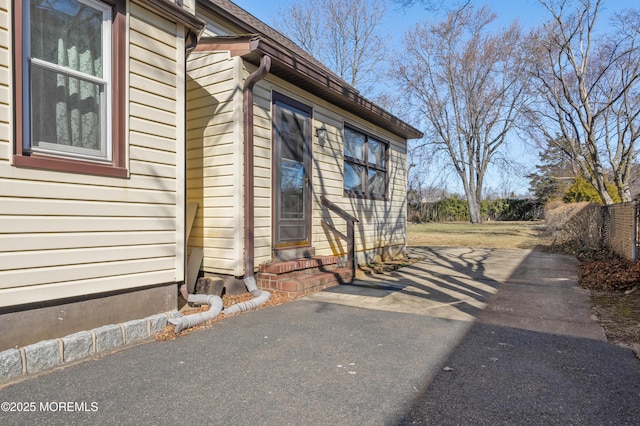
(525, 0, 640, 204)
(391, 5, 529, 223)
(274, 0, 387, 94)
(276, 2, 323, 57)
(392, 0, 470, 11)
(605, 9, 640, 201)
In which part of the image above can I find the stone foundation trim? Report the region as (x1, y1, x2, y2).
(0, 311, 180, 385)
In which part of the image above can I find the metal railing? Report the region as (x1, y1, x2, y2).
(320, 196, 359, 279)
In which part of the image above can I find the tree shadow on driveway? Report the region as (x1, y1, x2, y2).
(390, 247, 640, 425)
(312, 246, 530, 322)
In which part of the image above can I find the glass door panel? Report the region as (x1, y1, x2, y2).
(273, 96, 312, 247)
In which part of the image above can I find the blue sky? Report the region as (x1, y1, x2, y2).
(230, 0, 638, 197)
(233, 0, 636, 30)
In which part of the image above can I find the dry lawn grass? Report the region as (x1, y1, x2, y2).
(407, 221, 550, 249)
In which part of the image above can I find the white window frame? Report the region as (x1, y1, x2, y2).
(23, 0, 113, 162)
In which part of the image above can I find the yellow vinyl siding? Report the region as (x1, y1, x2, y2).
(131, 73, 176, 100)
(0, 198, 176, 218)
(0, 171, 179, 202)
(186, 51, 244, 276)
(0, 3, 7, 42)
(130, 88, 178, 120)
(183, 0, 196, 15)
(0, 0, 189, 307)
(1, 269, 176, 307)
(2, 262, 175, 289)
(129, 59, 177, 89)
(3, 231, 176, 252)
(129, 1, 186, 280)
(251, 79, 273, 264)
(0, 125, 8, 161)
(0, 245, 176, 284)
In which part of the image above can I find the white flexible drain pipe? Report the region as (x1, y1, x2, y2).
(170, 279, 270, 332)
(168, 294, 223, 333)
(223, 276, 271, 316)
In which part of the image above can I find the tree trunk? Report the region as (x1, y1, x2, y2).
(467, 193, 482, 223)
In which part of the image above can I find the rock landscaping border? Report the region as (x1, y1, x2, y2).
(0, 311, 181, 386)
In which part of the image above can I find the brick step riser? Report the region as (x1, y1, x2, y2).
(257, 268, 352, 298)
(258, 256, 342, 276)
(259, 265, 338, 280)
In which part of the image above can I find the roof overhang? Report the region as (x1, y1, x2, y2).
(194, 35, 423, 140)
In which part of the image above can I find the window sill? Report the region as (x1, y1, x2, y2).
(12, 154, 128, 178)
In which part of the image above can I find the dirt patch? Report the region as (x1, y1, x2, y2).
(576, 249, 640, 354)
(591, 291, 640, 349)
(357, 255, 422, 276)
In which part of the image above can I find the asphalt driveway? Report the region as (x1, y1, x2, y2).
(1, 247, 639, 425)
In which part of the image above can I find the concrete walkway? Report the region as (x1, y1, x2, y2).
(1, 247, 639, 425)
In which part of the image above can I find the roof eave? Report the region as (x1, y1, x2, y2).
(196, 36, 423, 140)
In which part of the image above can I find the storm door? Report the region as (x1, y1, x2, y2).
(272, 94, 312, 248)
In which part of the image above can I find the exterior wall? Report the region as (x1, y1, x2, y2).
(251, 75, 274, 266)
(1, 3, 9, 167)
(186, 52, 244, 277)
(183, 0, 196, 14)
(252, 67, 408, 267)
(185, 54, 409, 278)
(0, 0, 188, 347)
(187, 8, 410, 280)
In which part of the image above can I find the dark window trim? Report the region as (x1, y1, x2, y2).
(272, 91, 312, 116)
(12, 0, 127, 178)
(343, 124, 389, 200)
